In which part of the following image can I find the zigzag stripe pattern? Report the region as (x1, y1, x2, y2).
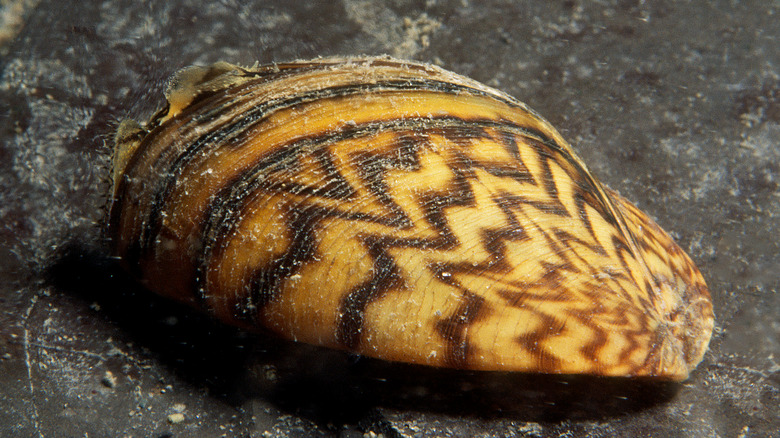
(109, 57, 714, 380)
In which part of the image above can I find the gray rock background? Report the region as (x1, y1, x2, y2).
(0, 0, 777, 437)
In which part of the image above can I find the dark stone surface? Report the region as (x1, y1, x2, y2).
(0, 1, 777, 437)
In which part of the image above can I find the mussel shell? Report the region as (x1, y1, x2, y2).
(109, 57, 713, 380)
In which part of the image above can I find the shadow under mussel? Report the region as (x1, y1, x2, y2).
(48, 243, 681, 429)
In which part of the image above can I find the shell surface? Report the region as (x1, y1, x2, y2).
(109, 57, 714, 380)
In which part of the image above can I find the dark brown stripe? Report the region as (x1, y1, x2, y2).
(513, 312, 564, 371)
(336, 237, 405, 351)
(487, 131, 537, 184)
(552, 228, 608, 258)
(571, 308, 610, 366)
(496, 286, 575, 308)
(434, 291, 487, 368)
(573, 185, 611, 243)
(235, 204, 322, 325)
(423, 192, 532, 286)
(350, 146, 419, 229)
(416, 151, 476, 250)
(610, 234, 649, 304)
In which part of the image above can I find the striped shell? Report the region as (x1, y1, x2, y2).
(109, 57, 714, 380)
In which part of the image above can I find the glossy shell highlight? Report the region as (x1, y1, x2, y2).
(108, 57, 714, 380)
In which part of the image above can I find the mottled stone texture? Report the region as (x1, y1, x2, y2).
(0, 1, 776, 437)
